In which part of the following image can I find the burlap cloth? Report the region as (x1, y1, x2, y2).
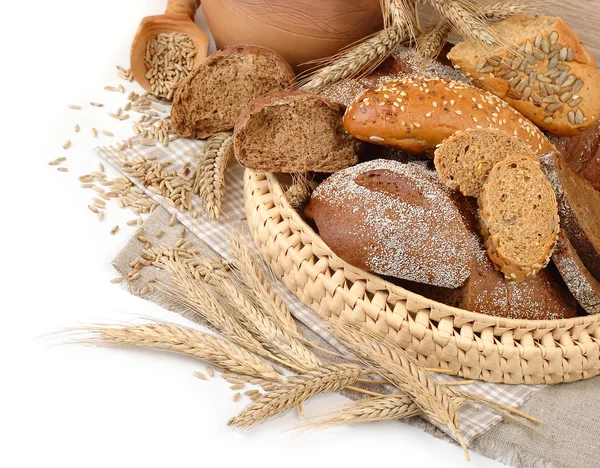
(100, 139, 600, 467)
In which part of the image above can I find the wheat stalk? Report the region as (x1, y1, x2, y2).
(144, 246, 231, 284)
(298, 1, 411, 90)
(297, 393, 420, 429)
(228, 364, 364, 428)
(422, 0, 495, 47)
(228, 232, 298, 334)
(71, 322, 282, 382)
(193, 132, 233, 221)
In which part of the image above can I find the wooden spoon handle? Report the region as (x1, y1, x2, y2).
(165, 0, 200, 19)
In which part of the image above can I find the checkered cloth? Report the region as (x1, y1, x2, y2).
(96, 137, 541, 444)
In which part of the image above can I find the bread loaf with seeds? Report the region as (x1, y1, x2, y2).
(553, 230, 600, 314)
(448, 15, 600, 136)
(479, 155, 560, 282)
(234, 90, 360, 173)
(172, 45, 295, 139)
(539, 151, 600, 280)
(434, 128, 535, 197)
(304, 159, 471, 288)
(343, 76, 553, 156)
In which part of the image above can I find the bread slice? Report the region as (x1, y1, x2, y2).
(404, 196, 577, 320)
(304, 159, 471, 288)
(171, 45, 295, 139)
(234, 90, 360, 173)
(448, 15, 600, 136)
(479, 155, 559, 282)
(540, 152, 600, 279)
(434, 128, 535, 197)
(553, 230, 600, 314)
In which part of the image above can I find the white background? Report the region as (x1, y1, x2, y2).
(1, 1, 502, 467)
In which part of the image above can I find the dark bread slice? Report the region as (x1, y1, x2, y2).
(539, 152, 600, 279)
(404, 196, 578, 320)
(550, 120, 600, 191)
(171, 45, 295, 139)
(479, 155, 559, 282)
(553, 230, 600, 314)
(304, 159, 470, 288)
(234, 90, 360, 173)
(434, 128, 535, 197)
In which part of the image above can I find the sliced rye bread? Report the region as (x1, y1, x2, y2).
(539, 152, 600, 279)
(479, 155, 560, 282)
(553, 230, 600, 314)
(304, 159, 471, 288)
(234, 90, 360, 173)
(171, 45, 295, 139)
(395, 194, 578, 320)
(434, 128, 535, 197)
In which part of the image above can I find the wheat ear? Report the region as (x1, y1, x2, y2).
(229, 232, 298, 334)
(423, 0, 495, 47)
(228, 364, 363, 428)
(146, 256, 266, 354)
(297, 393, 419, 429)
(284, 173, 312, 210)
(71, 323, 282, 382)
(298, 1, 411, 90)
(193, 132, 233, 221)
(482, 1, 532, 22)
(332, 323, 463, 448)
(209, 271, 322, 371)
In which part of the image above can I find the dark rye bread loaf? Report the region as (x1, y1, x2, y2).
(434, 128, 535, 197)
(553, 230, 600, 314)
(540, 151, 600, 279)
(171, 45, 295, 139)
(343, 77, 554, 156)
(479, 155, 560, 283)
(550, 120, 600, 191)
(304, 159, 470, 288)
(234, 90, 360, 173)
(408, 197, 577, 320)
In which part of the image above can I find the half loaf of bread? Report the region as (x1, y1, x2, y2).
(434, 128, 535, 197)
(234, 91, 360, 173)
(304, 159, 471, 288)
(171, 45, 295, 139)
(479, 155, 559, 282)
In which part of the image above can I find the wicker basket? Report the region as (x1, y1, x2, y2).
(244, 170, 600, 384)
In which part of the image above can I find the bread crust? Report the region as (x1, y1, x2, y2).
(553, 230, 600, 314)
(539, 151, 600, 279)
(448, 15, 600, 137)
(343, 76, 554, 156)
(233, 90, 359, 173)
(171, 45, 295, 139)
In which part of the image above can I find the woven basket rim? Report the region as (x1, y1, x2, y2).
(263, 171, 599, 330)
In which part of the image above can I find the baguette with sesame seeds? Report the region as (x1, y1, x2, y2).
(343, 76, 554, 156)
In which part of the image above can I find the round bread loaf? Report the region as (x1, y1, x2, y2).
(434, 128, 535, 197)
(479, 155, 560, 282)
(304, 159, 471, 288)
(448, 15, 600, 136)
(343, 76, 554, 156)
(171, 45, 295, 139)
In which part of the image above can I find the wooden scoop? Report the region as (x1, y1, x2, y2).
(130, 0, 209, 92)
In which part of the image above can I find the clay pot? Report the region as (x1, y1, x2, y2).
(201, 0, 384, 71)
